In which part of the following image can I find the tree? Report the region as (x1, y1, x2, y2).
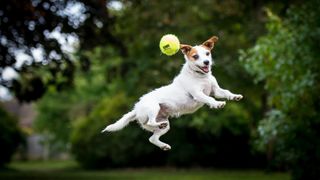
(1, 0, 295, 102)
(240, 1, 320, 179)
(0, 106, 25, 167)
(34, 48, 112, 152)
(0, 0, 126, 101)
(33, 0, 302, 169)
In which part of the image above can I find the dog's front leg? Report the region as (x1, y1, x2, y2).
(213, 87, 243, 101)
(210, 76, 243, 101)
(191, 91, 226, 109)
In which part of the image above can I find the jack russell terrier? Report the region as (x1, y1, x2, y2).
(102, 36, 243, 151)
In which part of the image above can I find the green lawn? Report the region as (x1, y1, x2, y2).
(0, 160, 290, 180)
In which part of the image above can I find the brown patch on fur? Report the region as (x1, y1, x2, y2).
(180, 44, 199, 61)
(200, 44, 211, 51)
(180, 44, 192, 54)
(202, 36, 219, 50)
(186, 47, 198, 61)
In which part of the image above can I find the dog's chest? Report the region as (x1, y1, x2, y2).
(174, 78, 212, 116)
(200, 79, 212, 96)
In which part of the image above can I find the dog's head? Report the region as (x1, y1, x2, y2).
(180, 36, 218, 74)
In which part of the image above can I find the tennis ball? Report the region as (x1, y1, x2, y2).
(159, 34, 180, 56)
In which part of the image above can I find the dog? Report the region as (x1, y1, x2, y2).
(102, 36, 243, 151)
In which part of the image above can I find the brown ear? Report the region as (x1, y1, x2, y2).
(202, 36, 219, 50)
(180, 44, 192, 55)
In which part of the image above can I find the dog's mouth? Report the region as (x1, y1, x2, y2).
(197, 65, 210, 73)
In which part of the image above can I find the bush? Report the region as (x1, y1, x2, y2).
(71, 93, 162, 168)
(240, 1, 320, 179)
(71, 93, 265, 169)
(0, 106, 25, 167)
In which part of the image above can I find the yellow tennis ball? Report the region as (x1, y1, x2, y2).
(159, 34, 180, 56)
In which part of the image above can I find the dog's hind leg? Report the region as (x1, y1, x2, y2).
(148, 120, 171, 151)
(145, 103, 163, 128)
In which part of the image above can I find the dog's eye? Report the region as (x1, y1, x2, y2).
(192, 54, 199, 60)
(206, 52, 210, 56)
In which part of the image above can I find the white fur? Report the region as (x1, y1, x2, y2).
(102, 45, 243, 151)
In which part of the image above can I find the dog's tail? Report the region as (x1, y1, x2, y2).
(101, 110, 136, 133)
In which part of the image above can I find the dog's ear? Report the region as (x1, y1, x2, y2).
(202, 36, 218, 50)
(180, 44, 192, 55)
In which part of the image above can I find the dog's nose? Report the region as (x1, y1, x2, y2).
(203, 60, 209, 65)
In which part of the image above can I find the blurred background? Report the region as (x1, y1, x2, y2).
(0, 0, 319, 179)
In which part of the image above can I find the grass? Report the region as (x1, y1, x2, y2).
(0, 160, 290, 180)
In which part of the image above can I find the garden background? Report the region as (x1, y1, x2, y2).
(0, 0, 319, 179)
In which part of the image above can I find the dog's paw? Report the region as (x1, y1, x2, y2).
(210, 101, 226, 109)
(159, 123, 168, 129)
(161, 144, 171, 151)
(231, 94, 243, 101)
(216, 101, 226, 108)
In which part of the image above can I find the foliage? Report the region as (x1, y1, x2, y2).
(70, 93, 153, 168)
(0, 106, 25, 167)
(34, 52, 112, 151)
(0, 0, 126, 101)
(70, 92, 264, 169)
(240, 1, 320, 179)
(34, 0, 296, 169)
(1, 0, 293, 102)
